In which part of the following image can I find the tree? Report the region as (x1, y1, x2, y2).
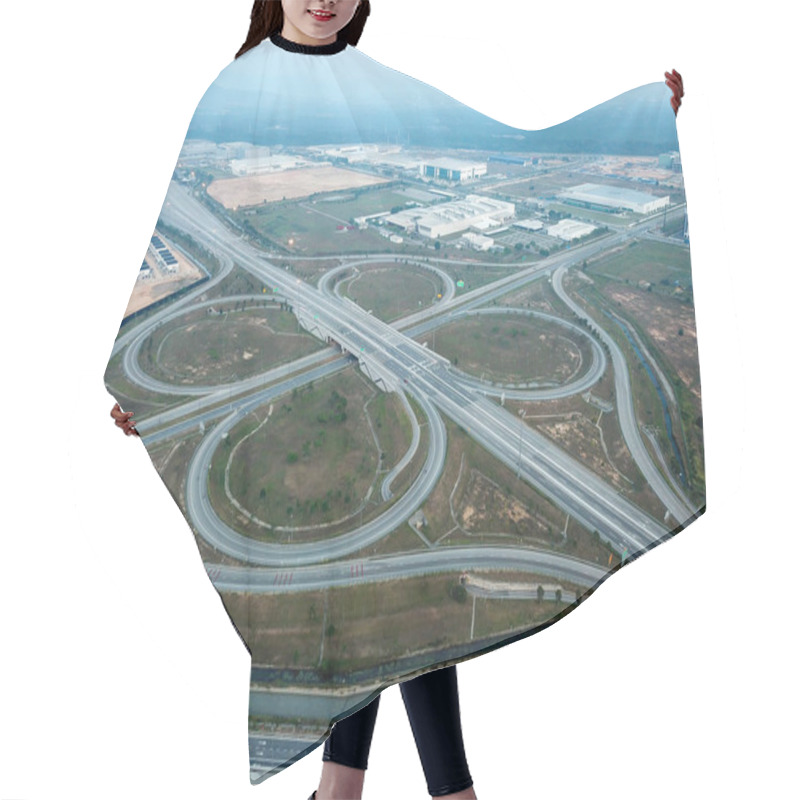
(448, 581, 467, 603)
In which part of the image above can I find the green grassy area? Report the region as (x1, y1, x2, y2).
(139, 303, 323, 386)
(570, 278, 702, 501)
(229, 376, 378, 529)
(222, 569, 579, 674)
(367, 391, 412, 473)
(425, 315, 590, 385)
(345, 266, 443, 322)
(103, 350, 192, 420)
(546, 201, 636, 227)
(495, 271, 575, 317)
(203, 265, 269, 299)
(418, 416, 619, 565)
(435, 261, 536, 294)
(235, 202, 406, 256)
(208, 368, 412, 537)
(588, 238, 691, 288)
(496, 170, 585, 197)
(662, 210, 687, 237)
(579, 254, 703, 503)
(312, 187, 414, 221)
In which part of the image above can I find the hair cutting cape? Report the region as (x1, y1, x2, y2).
(104, 33, 705, 784)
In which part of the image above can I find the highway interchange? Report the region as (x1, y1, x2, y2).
(107, 179, 702, 776)
(110, 181, 697, 579)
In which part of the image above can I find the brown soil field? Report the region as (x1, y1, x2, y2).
(207, 166, 389, 208)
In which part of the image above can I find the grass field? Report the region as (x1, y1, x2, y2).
(344, 266, 443, 322)
(103, 351, 192, 420)
(210, 367, 413, 535)
(435, 261, 538, 294)
(496, 171, 586, 198)
(139, 303, 324, 386)
(546, 201, 635, 226)
(310, 187, 414, 221)
(417, 416, 620, 566)
(238, 202, 404, 256)
(587, 238, 692, 288)
(506, 354, 668, 521)
(567, 274, 703, 504)
(221, 569, 578, 673)
(425, 315, 590, 386)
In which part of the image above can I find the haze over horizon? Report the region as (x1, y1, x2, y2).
(185, 40, 678, 155)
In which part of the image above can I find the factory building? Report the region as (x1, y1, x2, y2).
(488, 154, 537, 166)
(178, 141, 275, 169)
(658, 152, 675, 169)
(177, 139, 231, 168)
(230, 154, 311, 175)
(462, 232, 494, 251)
(658, 151, 682, 172)
(558, 182, 669, 214)
(513, 218, 544, 232)
(547, 219, 597, 241)
(218, 142, 261, 160)
(386, 195, 515, 239)
(420, 158, 487, 183)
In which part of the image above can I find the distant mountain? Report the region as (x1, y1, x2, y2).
(185, 40, 677, 155)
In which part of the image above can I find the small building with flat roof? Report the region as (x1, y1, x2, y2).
(547, 219, 597, 241)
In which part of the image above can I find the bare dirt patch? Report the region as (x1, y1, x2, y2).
(207, 166, 389, 208)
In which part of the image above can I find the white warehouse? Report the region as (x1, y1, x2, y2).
(386, 195, 515, 239)
(420, 158, 487, 183)
(462, 232, 494, 251)
(558, 182, 669, 214)
(230, 154, 311, 175)
(547, 219, 597, 241)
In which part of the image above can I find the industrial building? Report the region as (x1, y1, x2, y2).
(488, 154, 537, 166)
(386, 195, 515, 239)
(420, 158, 487, 183)
(658, 151, 682, 171)
(546, 219, 597, 241)
(513, 218, 544, 232)
(316, 144, 422, 172)
(178, 140, 274, 169)
(230, 154, 312, 176)
(558, 182, 669, 214)
(462, 232, 494, 251)
(146, 234, 179, 273)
